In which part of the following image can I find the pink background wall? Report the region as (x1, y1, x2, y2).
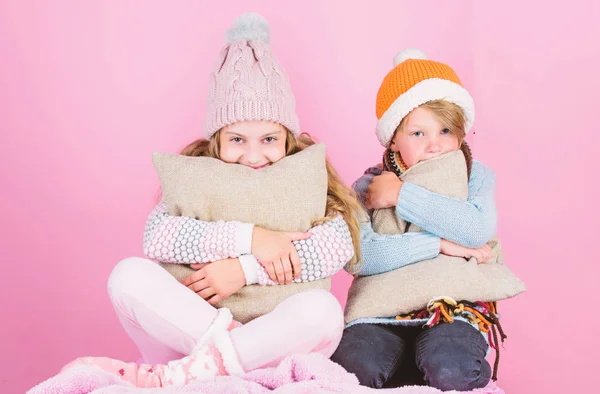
(1, 1, 597, 393)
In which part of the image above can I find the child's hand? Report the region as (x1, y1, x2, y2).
(181, 259, 245, 305)
(440, 239, 493, 264)
(251, 227, 310, 284)
(366, 171, 403, 209)
(260, 247, 303, 284)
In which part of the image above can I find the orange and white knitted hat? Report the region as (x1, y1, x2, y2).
(375, 48, 475, 147)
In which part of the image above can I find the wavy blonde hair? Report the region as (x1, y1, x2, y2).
(180, 130, 364, 272)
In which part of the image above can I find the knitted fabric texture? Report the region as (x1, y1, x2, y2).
(60, 309, 244, 387)
(151, 143, 356, 323)
(204, 13, 300, 138)
(344, 151, 525, 321)
(395, 297, 506, 382)
(375, 48, 475, 147)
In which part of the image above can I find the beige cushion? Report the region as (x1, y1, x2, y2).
(152, 143, 331, 323)
(344, 150, 525, 323)
(371, 150, 469, 235)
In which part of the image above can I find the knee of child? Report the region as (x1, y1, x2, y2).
(424, 356, 491, 391)
(292, 289, 344, 332)
(107, 257, 155, 298)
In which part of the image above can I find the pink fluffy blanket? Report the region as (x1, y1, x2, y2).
(27, 353, 504, 394)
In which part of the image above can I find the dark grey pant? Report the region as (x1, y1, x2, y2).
(331, 321, 491, 391)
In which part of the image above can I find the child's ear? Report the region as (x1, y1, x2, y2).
(389, 127, 401, 150)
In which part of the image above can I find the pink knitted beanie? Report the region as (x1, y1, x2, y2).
(203, 13, 300, 138)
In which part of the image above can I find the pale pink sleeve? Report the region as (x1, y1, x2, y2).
(241, 215, 355, 285)
(142, 202, 254, 263)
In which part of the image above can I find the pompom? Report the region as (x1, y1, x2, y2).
(226, 13, 270, 43)
(393, 48, 427, 66)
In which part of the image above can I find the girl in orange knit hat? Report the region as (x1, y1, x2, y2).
(332, 49, 500, 391)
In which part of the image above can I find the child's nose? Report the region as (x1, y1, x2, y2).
(427, 139, 442, 152)
(244, 148, 261, 164)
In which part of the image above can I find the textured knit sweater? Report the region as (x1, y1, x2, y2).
(346, 160, 497, 331)
(352, 160, 497, 277)
(143, 202, 354, 286)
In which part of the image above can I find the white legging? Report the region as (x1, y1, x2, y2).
(107, 257, 344, 371)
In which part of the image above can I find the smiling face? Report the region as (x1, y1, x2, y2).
(219, 120, 288, 169)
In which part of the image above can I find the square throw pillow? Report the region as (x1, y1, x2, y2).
(345, 150, 525, 323)
(152, 143, 332, 323)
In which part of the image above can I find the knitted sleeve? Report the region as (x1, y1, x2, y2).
(143, 202, 254, 263)
(351, 167, 439, 276)
(352, 222, 441, 276)
(350, 160, 497, 276)
(241, 215, 355, 285)
(395, 160, 497, 248)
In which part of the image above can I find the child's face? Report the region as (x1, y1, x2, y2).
(390, 106, 460, 168)
(220, 120, 287, 169)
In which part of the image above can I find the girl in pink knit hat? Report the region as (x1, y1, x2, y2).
(56, 13, 362, 388)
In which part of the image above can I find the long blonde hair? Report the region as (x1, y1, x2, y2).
(180, 130, 364, 271)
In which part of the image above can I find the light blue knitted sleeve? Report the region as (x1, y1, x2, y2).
(354, 222, 440, 276)
(349, 160, 497, 277)
(395, 160, 497, 248)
